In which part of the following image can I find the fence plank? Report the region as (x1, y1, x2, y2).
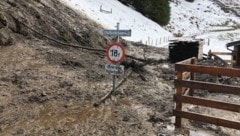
(174, 95, 240, 113)
(173, 110, 240, 130)
(174, 80, 240, 95)
(175, 72, 183, 127)
(176, 57, 196, 65)
(175, 64, 240, 77)
(211, 52, 232, 55)
(182, 72, 191, 80)
(189, 58, 196, 96)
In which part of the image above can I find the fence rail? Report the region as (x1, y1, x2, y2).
(208, 50, 234, 66)
(174, 57, 240, 130)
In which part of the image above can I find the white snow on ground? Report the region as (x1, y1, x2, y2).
(199, 30, 240, 53)
(168, 0, 240, 36)
(60, 0, 172, 46)
(59, 0, 240, 58)
(168, 0, 240, 60)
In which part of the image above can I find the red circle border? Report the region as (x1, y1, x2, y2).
(106, 42, 125, 64)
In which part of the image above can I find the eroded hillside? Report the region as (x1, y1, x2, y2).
(0, 0, 177, 135)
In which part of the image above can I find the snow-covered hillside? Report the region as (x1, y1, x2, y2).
(168, 0, 240, 35)
(60, 0, 240, 55)
(60, 0, 172, 46)
(168, 0, 240, 59)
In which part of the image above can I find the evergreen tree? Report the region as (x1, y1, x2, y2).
(147, 0, 170, 26)
(185, 0, 195, 2)
(128, 0, 170, 26)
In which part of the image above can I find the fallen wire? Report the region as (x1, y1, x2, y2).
(10, 14, 105, 53)
(9, 15, 142, 106)
(9, 14, 162, 63)
(208, 52, 229, 67)
(93, 68, 133, 107)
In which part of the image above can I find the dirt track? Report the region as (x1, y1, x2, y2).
(0, 38, 177, 135)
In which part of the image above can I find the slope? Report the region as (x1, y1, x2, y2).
(60, 0, 172, 46)
(168, 0, 240, 35)
(0, 0, 177, 135)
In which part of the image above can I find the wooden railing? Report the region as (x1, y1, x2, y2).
(174, 57, 240, 130)
(208, 50, 234, 67)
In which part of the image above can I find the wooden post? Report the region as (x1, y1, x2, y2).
(100, 5, 102, 12)
(175, 71, 183, 128)
(148, 37, 150, 45)
(189, 58, 196, 96)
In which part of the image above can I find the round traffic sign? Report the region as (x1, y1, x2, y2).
(106, 42, 125, 64)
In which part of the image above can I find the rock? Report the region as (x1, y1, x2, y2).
(0, 30, 14, 46)
(0, 106, 4, 113)
(0, 12, 7, 29)
(7, 0, 17, 7)
(41, 91, 47, 96)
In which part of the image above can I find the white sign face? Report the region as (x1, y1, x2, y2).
(106, 43, 125, 64)
(103, 30, 132, 37)
(105, 64, 124, 75)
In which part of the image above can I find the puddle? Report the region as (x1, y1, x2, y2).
(1, 97, 134, 135)
(35, 103, 104, 128)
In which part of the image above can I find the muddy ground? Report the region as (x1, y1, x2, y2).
(0, 0, 240, 136)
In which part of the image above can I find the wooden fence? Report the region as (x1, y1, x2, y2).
(208, 50, 234, 67)
(174, 57, 240, 130)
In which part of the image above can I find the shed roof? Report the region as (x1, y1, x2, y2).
(226, 40, 240, 48)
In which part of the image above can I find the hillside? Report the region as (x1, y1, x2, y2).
(0, 0, 175, 135)
(167, 0, 240, 35)
(60, 0, 172, 47)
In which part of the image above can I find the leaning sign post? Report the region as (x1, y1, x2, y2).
(104, 23, 131, 95)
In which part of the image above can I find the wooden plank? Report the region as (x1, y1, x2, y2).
(174, 80, 240, 95)
(224, 60, 233, 63)
(175, 64, 240, 77)
(174, 95, 240, 113)
(182, 72, 190, 80)
(189, 58, 196, 96)
(175, 72, 183, 127)
(176, 57, 196, 65)
(173, 110, 240, 130)
(183, 88, 190, 96)
(211, 52, 232, 55)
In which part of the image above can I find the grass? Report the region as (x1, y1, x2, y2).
(233, 24, 240, 29)
(217, 33, 238, 41)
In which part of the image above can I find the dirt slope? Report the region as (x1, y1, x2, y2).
(0, 0, 108, 48)
(0, 0, 178, 135)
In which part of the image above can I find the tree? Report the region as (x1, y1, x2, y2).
(147, 0, 170, 25)
(119, 0, 170, 26)
(185, 0, 195, 2)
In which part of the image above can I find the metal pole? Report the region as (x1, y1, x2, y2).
(117, 22, 120, 42)
(112, 22, 120, 95)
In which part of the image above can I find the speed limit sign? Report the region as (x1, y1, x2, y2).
(106, 42, 125, 64)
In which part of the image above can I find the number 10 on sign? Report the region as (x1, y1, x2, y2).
(106, 42, 125, 64)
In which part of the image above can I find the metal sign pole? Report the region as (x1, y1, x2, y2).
(112, 22, 120, 96)
(117, 22, 120, 42)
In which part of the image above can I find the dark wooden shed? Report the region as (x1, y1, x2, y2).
(169, 40, 203, 63)
(226, 40, 240, 68)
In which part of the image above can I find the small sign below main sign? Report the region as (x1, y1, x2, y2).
(103, 29, 132, 37)
(105, 64, 124, 75)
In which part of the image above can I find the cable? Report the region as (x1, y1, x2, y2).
(9, 14, 165, 63)
(9, 13, 106, 53)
